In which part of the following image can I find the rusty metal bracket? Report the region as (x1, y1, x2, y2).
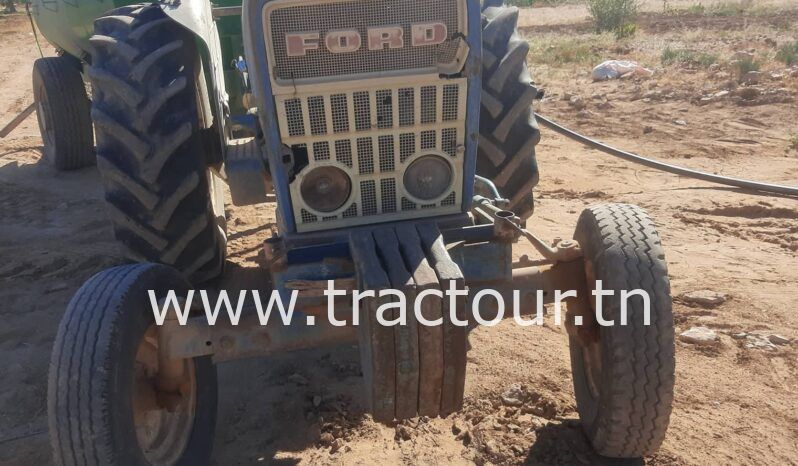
(158, 310, 357, 362)
(495, 213, 583, 263)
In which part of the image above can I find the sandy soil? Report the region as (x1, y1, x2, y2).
(1, 6, 797, 466)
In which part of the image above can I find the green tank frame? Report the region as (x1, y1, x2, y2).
(29, 0, 247, 115)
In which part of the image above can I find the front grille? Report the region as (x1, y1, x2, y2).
(278, 79, 468, 232)
(265, 0, 465, 84)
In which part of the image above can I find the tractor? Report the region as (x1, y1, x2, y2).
(30, 0, 676, 463)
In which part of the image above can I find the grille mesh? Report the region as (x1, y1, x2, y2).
(267, 0, 463, 83)
(280, 79, 468, 232)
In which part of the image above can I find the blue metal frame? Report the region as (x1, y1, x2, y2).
(244, 0, 297, 233)
(461, 0, 482, 213)
(243, 0, 483, 238)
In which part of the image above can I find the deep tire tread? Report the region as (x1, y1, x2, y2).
(90, 4, 224, 283)
(571, 203, 675, 458)
(32, 56, 95, 170)
(48, 264, 218, 465)
(478, 3, 541, 219)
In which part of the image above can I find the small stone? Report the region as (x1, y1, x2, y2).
(320, 432, 334, 445)
(484, 440, 499, 456)
(741, 71, 762, 84)
(501, 384, 525, 407)
(568, 95, 586, 110)
(452, 419, 464, 435)
(679, 290, 727, 308)
(791, 69, 798, 78)
(395, 425, 413, 441)
(313, 395, 322, 407)
(673, 119, 687, 126)
(456, 429, 471, 445)
(679, 326, 720, 346)
(643, 126, 653, 134)
(330, 438, 344, 453)
(744, 333, 777, 351)
(288, 373, 309, 385)
(561, 92, 573, 101)
(768, 334, 790, 345)
(735, 87, 761, 100)
(714, 90, 730, 98)
(708, 63, 721, 72)
(528, 416, 547, 430)
(731, 332, 748, 340)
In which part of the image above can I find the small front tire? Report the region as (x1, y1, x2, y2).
(569, 203, 675, 458)
(47, 263, 217, 465)
(32, 55, 95, 170)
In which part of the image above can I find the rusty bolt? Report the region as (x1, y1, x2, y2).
(220, 335, 234, 350)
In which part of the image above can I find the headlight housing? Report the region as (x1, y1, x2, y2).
(300, 165, 352, 213)
(403, 155, 453, 202)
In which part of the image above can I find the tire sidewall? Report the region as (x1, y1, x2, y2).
(571, 207, 643, 446)
(100, 265, 217, 465)
(32, 63, 56, 165)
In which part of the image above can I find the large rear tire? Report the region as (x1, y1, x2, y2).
(89, 4, 226, 284)
(478, 2, 541, 219)
(570, 203, 675, 458)
(32, 55, 95, 170)
(48, 263, 217, 465)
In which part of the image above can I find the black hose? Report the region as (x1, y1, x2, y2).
(25, 1, 44, 58)
(535, 113, 798, 197)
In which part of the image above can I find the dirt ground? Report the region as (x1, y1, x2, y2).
(1, 3, 797, 465)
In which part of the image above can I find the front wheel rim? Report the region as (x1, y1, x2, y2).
(36, 96, 55, 156)
(133, 327, 197, 466)
(580, 257, 603, 400)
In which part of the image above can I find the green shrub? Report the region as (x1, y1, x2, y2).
(731, 55, 760, 78)
(585, 0, 640, 33)
(661, 47, 692, 65)
(706, 1, 749, 16)
(687, 3, 706, 14)
(775, 42, 798, 66)
(614, 23, 637, 39)
(532, 40, 600, 64)
(660, 47, 718, 68)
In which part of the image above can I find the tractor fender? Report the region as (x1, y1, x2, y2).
(160, 1, 229, 148)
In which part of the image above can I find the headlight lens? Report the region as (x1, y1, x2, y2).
(403, 155, 452, 201)
(300, 166, 352, 213)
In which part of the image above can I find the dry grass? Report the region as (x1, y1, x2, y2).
(507, 0, 576, 6)
(661, 46, 719, 67)
(776, 41, 798, 66)
(663, 0, 777, 17)
(527, 34, 615, 65)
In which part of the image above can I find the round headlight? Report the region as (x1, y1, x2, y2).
(403, 155, 452, 201)
(300, 166, 352, 213)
